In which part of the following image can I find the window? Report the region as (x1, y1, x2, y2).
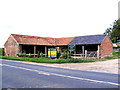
(101, 46, 103, 50)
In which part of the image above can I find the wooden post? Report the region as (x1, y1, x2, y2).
(74, 45, 76, 59)
(18, 45, 22, 57)
(67, 51, 69, 59)
(82, 46, 84, 58)
(85, 50, 87, 60)
(19, 45, 22, 53)
(45, 46, 47, 57)
(34, 46, 36, 57)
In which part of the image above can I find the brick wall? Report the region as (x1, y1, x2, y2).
(100, 35, 113, 58)
(4, 35, 19, 57)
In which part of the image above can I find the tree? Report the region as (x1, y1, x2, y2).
(104, 19, 120, 43)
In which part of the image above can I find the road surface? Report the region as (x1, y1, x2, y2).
(0, 59, 119, 88)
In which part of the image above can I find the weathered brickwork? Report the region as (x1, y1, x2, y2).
(100, 36, 113, 58)
(4, 35, 19, 56)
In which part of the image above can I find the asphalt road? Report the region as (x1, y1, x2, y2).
(0, 59, 119, 88)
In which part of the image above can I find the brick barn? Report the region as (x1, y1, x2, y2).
(4, 34, 113, 58)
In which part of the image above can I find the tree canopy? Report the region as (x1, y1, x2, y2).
(104, 19, 120, 43)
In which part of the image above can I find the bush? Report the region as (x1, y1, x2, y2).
(17, 52, 21, 57)
(40, 52, 44, 57)
(57, 50, 61, 59)
(22, 51, 26, 57)
(62, 50, 67, 59)
(68, 51, 71, 58)
(37, 51, 40, 58)
(2, 48, 4, 56)
(62, 50, 71, 59)
(28, 53, 32, 58)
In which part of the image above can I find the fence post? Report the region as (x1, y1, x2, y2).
(67, 51, 69, 59)
(97, 50, 99, 59)
(82, 46, 84, 58)
(85, 50, 87, 60)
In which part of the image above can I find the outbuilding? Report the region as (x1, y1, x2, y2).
(4, 34, 113, 58)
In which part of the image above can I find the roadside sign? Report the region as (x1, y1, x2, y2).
(68, 45, 75, 51)
(48, 48, 57, 58)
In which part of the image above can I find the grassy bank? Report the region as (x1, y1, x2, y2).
(0, 56, 94, 63)
(92, 51, 119, 61)
(104, 51, 118, 59)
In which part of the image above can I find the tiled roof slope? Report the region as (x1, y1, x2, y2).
(69, 34, 106, 45)
(11, 34, 55, 46)
(11, 34, 74, 46)
(56, 37, 75, 46)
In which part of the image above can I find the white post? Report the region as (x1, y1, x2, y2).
(74, 50, 76, 58)
(85, 50, 87, 60)
(82, 46, 84, 58)
(97, 50, 99, 59)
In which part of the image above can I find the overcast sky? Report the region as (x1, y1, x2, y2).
(0, 0, 119, 48)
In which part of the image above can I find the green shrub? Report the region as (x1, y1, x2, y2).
(2, 48, 4, 56)
(22, 51, 26, 57)
(68, 51, 71, 58)
(57, 50, 61, 59)
(62, 50, 67, 59)
(28, 53, 32, 58)
(40, 52, 44, 57)
(17, 52, 22, 57)
(37, 51, 40, 58)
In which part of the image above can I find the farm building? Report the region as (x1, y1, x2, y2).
(4, 34, 113, 58)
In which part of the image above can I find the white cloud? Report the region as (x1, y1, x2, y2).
(0, 0, 119, 48)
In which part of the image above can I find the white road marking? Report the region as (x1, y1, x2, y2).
(1, 63, 119, 86)
(50, 73, 119, 86)
(1, 64, 50, 76)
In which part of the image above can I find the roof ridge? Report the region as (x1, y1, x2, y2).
(75, 34, 106, 37)
(11, 34, 54, 39)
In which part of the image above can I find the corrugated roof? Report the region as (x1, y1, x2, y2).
(68, 34, 106, 45)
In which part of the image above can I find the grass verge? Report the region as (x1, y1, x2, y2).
(92, 51, 119, 61)
(0, 56, 94, 63)
(0, 51, 118, 63)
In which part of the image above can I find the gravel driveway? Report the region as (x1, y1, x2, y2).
(8, 59, 119, 74)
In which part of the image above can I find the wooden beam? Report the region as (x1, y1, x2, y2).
(34, 46, 36, 57)
(45, 46, 47, 57)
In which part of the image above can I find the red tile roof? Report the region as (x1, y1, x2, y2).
(56, 37, 74, 46)
(11, 34, 74, 46)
